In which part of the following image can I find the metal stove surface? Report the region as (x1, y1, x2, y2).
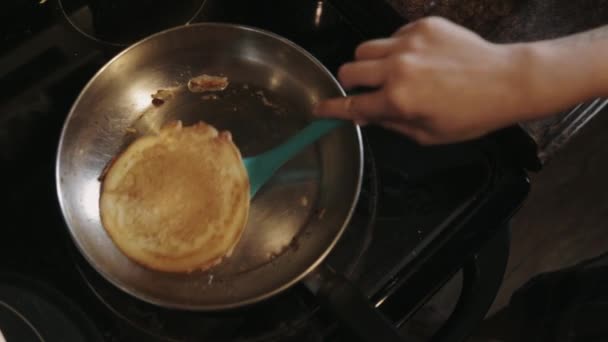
(0, 1, 528, 341)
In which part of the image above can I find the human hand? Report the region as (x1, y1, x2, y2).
(314, 17, 579, 145)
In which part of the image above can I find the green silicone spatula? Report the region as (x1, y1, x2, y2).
(243, 119, 344, 197)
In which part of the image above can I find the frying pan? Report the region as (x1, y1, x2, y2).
(56, 23, 404, 341)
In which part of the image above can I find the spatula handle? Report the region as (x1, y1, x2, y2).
(244, 119, 346, 197)
(261, 119, 344, 164)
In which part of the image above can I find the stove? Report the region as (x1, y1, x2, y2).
(0, 1, 530, 341)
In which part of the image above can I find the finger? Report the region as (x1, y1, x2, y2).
(354, 38, 399, 60)
(378, 120, 418, 136)
(314, 91, 391, 121)
(378, 121, 434, 145)
(392, 21, 417, 37)
(338, 60, 386, 89)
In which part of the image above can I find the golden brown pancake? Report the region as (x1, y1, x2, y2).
(99, 120, 249, 273)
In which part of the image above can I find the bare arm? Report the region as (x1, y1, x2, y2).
(314, 17, 608, 145)
(522, 25, 608, 112)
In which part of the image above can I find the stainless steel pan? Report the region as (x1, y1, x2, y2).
(56, 23, 404, 341)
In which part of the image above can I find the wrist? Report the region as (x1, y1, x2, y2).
(508, 39, 605, 122)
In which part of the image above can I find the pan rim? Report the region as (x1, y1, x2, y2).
(55, 22, 364, 311)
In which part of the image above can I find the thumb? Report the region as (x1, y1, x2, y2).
(380, 121, 434, 145)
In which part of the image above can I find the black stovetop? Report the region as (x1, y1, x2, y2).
(0, 1, 530, 341)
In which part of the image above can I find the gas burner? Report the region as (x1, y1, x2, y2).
(58, 0, 205, 46)
(72, 140, 378, 342)
(0, 273, 103, 342)
(77, 260, 323, 342)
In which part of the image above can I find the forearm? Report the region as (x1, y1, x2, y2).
(513, 25, 608, 122)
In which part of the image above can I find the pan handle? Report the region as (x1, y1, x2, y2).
(305, 266, 406, 342)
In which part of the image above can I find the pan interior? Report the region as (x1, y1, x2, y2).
(56, 23, 362, 310)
